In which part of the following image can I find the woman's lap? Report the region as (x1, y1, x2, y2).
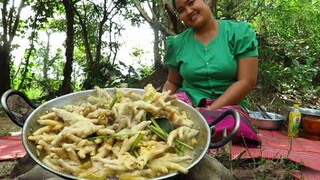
(175, 92, 260, 146)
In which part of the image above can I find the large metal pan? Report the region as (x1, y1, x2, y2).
(2, 88, 240, 180)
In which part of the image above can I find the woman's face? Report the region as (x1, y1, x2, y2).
(174, 0, 212, 29)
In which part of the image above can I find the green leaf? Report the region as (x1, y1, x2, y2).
(155, 118, 173, 134)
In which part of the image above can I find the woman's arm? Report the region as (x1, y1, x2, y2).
(162, 70, 183, 94)
(208, 56, 258, 109)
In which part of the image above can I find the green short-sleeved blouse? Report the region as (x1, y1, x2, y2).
(164, 20, 259, 109)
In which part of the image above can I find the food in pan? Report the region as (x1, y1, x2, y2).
(27, 84, 199, 179)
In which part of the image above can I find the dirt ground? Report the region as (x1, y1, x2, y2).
(0, 116, 21, 178)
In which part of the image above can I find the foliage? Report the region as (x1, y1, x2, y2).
(256, 0, 320, 106)
(24, 87, 43, 101)
(214, 0, 264, 21)
(137, 65, 154, 80)
(259, 60, 318, 93)
(282, 158, 303, 172)
(0, 0, 319, 109)
(118, 46, 155, 87)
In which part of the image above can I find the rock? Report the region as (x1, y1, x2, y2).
(9, 154, 37, 178)
(173, 154, 234, 180)
(16, 165, 62, 180)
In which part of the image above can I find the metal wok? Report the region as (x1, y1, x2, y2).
(2, 88, 240, 180)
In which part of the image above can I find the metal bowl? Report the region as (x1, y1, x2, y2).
(249, 111, 286, 130)
(22, 88, 211, 180)
(286, 106, 320, 116)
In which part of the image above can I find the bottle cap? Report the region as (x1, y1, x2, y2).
(293, 104, 300, 108)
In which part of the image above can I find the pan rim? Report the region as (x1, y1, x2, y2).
(22, 88, 211, 180)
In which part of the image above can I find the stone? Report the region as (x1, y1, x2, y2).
(173, 154, 234, 180)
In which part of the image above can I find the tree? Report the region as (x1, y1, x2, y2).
(0, 0, 26, 96)
(1, 0, 318, 107)
(1, 0, 61, 97)
(73, 0, 125, 89)
(17, 1, 43, 91)
(57, 0, 75, 95)
(129, 0, 184, 70)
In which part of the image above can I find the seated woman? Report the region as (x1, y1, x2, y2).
(162, 0, 260, 145)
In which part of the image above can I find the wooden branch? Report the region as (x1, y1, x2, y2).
(73, 2, 93, 63)
(147, 1, 158, 21)
(164, 3, 180, 34)
(132, 0, 175, 36)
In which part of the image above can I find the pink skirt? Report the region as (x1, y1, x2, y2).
(175, 92, 260, 147)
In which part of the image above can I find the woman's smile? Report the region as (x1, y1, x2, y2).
(189, 12, 199, 22)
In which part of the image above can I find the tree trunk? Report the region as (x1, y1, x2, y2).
(0, 0, 25, 95)
(153, 28, 162, 70)
(58, 0, 74, 95)
(0, 46, 11, 96)
(43, 31, 50, 81)
(211, 0, 218, 18)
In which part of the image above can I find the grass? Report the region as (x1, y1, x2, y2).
(0, 160, 17, 178)
(211, 138, 302, 180)
(0, 109, 21, 179)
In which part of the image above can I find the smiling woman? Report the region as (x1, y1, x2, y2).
(162, 0, 259, 145)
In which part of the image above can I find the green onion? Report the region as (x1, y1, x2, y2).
(109, 92, 120, 109)
(132, 150, 139, 157)
(150, 118, 161, 130)
(88, 132, 137, 141)
(129, 133, 144, 152)
(148, 125, 167, 141)
(141, 113, 147, 121)
(175, 144, 183, 156)
(175, 139, 193, 150)
(143, 93, 153, 101)
(147, 124, 194, 151)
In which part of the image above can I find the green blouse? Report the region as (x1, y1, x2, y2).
(164, 20, 259, 108)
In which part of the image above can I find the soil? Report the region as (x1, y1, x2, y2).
(0, 67, 301, 179)
(0, 117, 21, 178)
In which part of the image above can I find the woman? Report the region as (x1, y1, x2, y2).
(163, 0, 259, 145)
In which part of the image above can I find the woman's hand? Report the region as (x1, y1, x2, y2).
(162, 70, 182, 94)
(206, 104, 219, 110)
(196, 106, 211, 111)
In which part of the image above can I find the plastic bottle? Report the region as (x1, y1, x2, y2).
(287, 104, 302, 137)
